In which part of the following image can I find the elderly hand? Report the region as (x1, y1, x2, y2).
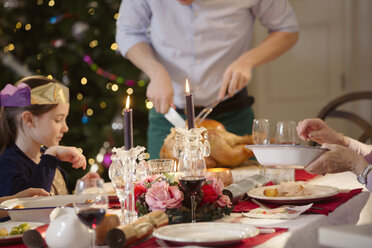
(45, 146, 87, 170)
(305, 143, 368, 175)
(296, 118, 348, 146)
(146, 68, 174, 114)
(219, 56, 253, 99)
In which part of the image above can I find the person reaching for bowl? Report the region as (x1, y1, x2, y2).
(297, 118, 372, 190)
(0, 188, 50, 220)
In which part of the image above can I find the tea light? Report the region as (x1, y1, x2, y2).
(207, 168, 233, 187)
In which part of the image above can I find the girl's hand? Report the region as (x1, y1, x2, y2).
(81, 172, 100, 180)
(45, 146, 87, 169)
(15, 188, 50, 198)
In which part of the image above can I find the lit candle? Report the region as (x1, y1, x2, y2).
(124, 95, 133, 150)
(185, 79, 195, 129)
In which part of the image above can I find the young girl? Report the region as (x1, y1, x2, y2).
(0, 76, 88, 197)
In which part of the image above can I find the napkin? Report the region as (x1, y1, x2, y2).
(233, 188, 363, 215)
(295, 169, 319, 181)
(243, 204, 313, 219)
(133, 227, 288, 248)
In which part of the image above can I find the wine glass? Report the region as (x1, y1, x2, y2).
(252, 119, 270, 145)
(108, 160, 132, 224)
(252, 119, 270, 177)
(272, 121, 299, 183)
(74, 178, 108, 248)
(148, 159, 176, 176)
(274, 121, 299, 145)
(178, 155, 207, 223)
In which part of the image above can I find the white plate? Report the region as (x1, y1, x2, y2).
(104, 182, 115, 195)
(104, 182, 119, 202)
(0, 221, 44, 245)
(246, 145, 327, 167)
(153, 222, 259, 246)
(0, 195, 94, 223)
(248, 184, 339, 204)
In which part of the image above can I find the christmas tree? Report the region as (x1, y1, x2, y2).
(0, 0, 149, 190)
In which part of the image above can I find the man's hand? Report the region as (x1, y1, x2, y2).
(146, 68, 174, 114)
(219, 57, 252, 99)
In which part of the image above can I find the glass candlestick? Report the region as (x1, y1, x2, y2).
(110, 146, 148, 224)
(173, 127, 210, 222)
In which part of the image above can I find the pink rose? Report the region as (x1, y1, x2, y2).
(217, 194, 232, 208)
(145, 181, 184, 211)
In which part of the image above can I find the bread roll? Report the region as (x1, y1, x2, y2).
(96, 214, 120, 245)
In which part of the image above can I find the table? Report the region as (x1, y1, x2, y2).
(224, 168, 372, 248)
(3, 169, 371, 248)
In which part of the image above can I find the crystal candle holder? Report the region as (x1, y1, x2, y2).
(109, 146, 149, 224)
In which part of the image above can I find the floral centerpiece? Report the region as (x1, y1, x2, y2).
(135, 173, 233, 223)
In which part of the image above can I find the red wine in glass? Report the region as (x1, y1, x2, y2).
(179, 176, 206, 194)
(77, 208, 106, 229)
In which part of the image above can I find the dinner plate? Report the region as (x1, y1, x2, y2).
(248, 184, 339, 204)
(246, 145, 327, 167)
(0, 221, 44, 245)
(153, 222, 259, 246)
(0, 195, 94, 223)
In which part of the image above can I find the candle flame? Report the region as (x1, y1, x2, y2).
(185, 78, 190, 93)
(125, 95, 130, 109)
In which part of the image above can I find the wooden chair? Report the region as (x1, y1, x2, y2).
(316, 91, 372, 143)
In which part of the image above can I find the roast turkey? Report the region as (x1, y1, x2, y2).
(160, 119, 254, 168)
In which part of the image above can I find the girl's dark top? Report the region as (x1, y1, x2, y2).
(0, 144, 66, 197)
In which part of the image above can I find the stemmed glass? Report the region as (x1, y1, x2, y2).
(252, 119, 270, 176)
(252, 119, 270, 145)
(108, 160, 132, 224)
(272, 121, 299, 183)
(74, 178, 108, 248)
(178, 155, 207, 223)
(274, 121, 300, 145)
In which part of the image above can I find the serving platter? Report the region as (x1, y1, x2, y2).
(0, 195, 94, 223)
(246, 145, 327, 167)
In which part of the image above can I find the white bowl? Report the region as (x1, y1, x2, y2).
(245, 145, 327, 167)
(0, 195, 93, 223)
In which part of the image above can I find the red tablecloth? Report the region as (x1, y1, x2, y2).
(2, 243, 26, 248)
(295, 169, 318, 181)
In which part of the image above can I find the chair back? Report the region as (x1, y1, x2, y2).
(316, 91, 372, 143)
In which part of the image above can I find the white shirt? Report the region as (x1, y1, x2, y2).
(116, 0, 298, 108)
